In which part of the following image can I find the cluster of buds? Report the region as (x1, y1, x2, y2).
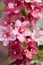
(0, 0, 43, 65)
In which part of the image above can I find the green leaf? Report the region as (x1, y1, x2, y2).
(32, 63, 37, 65)
(38, 50, 43, 58)
(6, 54, 11, 59)
(0, 3, 4, 9)
(29, 26, 34, 30)
(9, 62, 15, 65)
(23, 41, 26, 47)
(38, 45, 43, 50)
(21, 7, 27, 16)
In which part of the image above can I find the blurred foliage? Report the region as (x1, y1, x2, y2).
(0, 3, 5, 9)
(6, 54, 11, 59)
(0, 62, 2, 65)
(33, 51, 43, 62)
(32, 63, 37, 65)
(38, 45, 43, 50)
(0, 3, 4, 19)
(38, 50, 43, 59)
(0, 11, 4, 19)
(9, 62, 15, 65)
(32, 45, 43, 63)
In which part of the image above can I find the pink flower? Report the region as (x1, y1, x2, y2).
(26, 41, 38, 55)
(8, 2, 14, 9)
(9, 39, 23, 61)
(0, 0, 43, 64)
(25, 0, 31, 3)
(27, 41, 38, 49)
(31, 48, 38, 55)
(12, 20, 32, 42)
(4, 0, 23, 14)
(24, 49, 32, 59)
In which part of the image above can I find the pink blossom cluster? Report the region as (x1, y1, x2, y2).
(0, 0, 43, 65)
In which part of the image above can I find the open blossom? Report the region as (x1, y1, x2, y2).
(9, 39, 23, 61)
(12, 20, 32, 42)
(4, 0, 23, 14)
(26, 40, 38, 54)
(0, 0, 43, 65)
(0, 19, 16, 46)
(24, 49, 32, 59)
(31, 27, 43, 45)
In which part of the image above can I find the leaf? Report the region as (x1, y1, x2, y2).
(6, 54, 11, 59)
(23, 41, 26, 47)
(9, 62, 15, 65)
(21, 7, 27, 16)
(38, 50, 43, 58)
(29, 26, 34, 30)
(32, 63, 37, 65)
(38, 45, 43, 50)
